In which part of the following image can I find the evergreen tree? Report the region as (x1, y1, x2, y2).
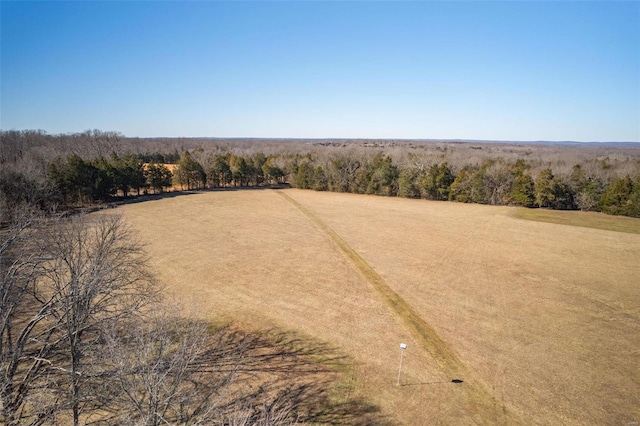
(449, 167, 476, 203)
(175, 151, 206, 190)
(535, 169, 556, 208)
(365, 154, 399, 196)
(469, 165, 490, 204)
(569, 164, 605, 211)
(422, 163, 454, 201)
(250, 152, 267, 186)
(575, 177, 604, 211)
(510, 173, 535, 207)
(229, 155, 250, 187)
(111, 154, 146, 197)
(92, 156, 117, 201)
(631, 176, 640, 217)
(145, 162, 173, 193)
(509, 161, 535, 207)
(397, 168, 422, 199)
(261, 156, 285, 184)
(294, 161, 313, 189)
(208, 154, 232, 188)
(551, 180, 576, 210)
(47, 154, 99, 206)
(313, 166, 328, 191)
(599, 176, 639, 217)
(534, 169, 576, 210)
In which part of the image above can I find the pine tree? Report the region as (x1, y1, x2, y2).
(535, 169, 556, 208)
(510, 173, 535, 207)
(176, 151, 206, 190)
(599, 176, 639, 217)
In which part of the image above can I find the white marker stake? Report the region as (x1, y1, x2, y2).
(397, 343, 407, 386)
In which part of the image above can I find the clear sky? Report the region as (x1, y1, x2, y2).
(1, 1, 639, 141)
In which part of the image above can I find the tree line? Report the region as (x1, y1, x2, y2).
(1, 129, 638, 217)
(289, 153, 640, 217)
(0, 151, 288, 211)
(173, 150, 286, 190)
(2, 148, 639, 218)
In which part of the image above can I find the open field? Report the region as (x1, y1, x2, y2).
(118, 189, 640, 425)
(511, 208, 640, 234)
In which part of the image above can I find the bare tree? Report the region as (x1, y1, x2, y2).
(482, 160, 515, 205)
(41, 214, 158, 426)
(101, 306, 235, 425)
(98, 302, 390, 426)
(0, 205, 61, 425)
(1, 210, 158, 426)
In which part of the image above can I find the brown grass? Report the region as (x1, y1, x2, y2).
(511, 207, 640, 234)
(118, 189, 640, 425)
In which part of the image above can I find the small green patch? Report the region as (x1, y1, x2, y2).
(511, 208, 640, 234)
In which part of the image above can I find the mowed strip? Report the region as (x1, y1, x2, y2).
(277, 190, 506, 423)
(283, 189, 640, 425)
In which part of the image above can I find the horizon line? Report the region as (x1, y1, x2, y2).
(2, 129, 639, 144)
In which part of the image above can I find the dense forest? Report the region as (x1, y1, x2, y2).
(2, 129, 639, 218)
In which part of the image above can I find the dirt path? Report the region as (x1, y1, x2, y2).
(277, 190, 508, 424)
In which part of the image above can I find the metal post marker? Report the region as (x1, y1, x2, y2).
(397, 343, 407, 386)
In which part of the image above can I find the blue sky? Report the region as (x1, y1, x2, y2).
(1, 1, 639, 141)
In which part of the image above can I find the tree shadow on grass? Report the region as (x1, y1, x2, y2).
(94, 320, 392, 425)
(193, 326, 394, 425)
(115, 183, 292, 205)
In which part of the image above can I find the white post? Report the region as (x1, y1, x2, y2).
(397, 343, 407, 386)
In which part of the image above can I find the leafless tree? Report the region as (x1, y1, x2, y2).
(0, 205, 61, 425)
(99, 305, 229, 426)
(97, 301, 391, 426)
(0, 210, 158, 425)
(98, 304, 297, 425)
(483, 160, 515, 205)
(41, 214, 158, 426)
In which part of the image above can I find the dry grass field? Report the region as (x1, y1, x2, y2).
(117, 188, 640, 425)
